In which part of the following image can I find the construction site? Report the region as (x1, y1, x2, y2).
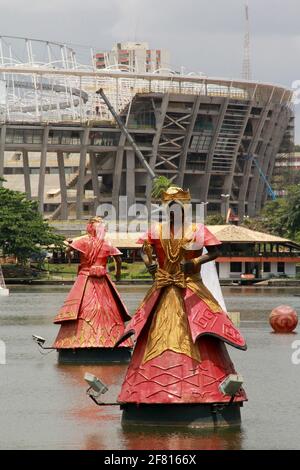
(0, 35, 294, 223)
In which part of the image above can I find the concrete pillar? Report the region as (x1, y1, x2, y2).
(177, 95, 201, 187)
(145, 93, 170, 208)
(200, 98, 228, 203)
(260, 128, 286, 209)
(0, 125, 6, 186)
(126, 149, 135, 209)
(248, 107, 278, 217)
(221, 102, 252, 199)
(76, 127, 89, 219)
(221, 199, 230, 220)
(38, 126, 49, 213)
(90, 152, 101, 214)
(112, 133, 126, 216)
(238, 105, 270, 218)
(22, 149, 31, 198)
(57, 151, 68, 220)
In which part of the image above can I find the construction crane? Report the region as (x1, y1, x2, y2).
(242, 3, 252, 81)
(96, 88, 156, 180)
(244, 154, 277, 200)
(252, 158, 276, 200)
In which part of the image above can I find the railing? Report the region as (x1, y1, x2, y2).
(0, 65, 294, 124)
(220, 251, 300, 258)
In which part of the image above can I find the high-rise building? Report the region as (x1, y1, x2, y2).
(95, 42, 170, 73)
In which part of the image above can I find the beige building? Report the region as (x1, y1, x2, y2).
(95, 42, 171, 73)
(3, 150, 81, 217)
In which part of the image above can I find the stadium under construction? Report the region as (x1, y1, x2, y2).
(0, 37, 294, 222)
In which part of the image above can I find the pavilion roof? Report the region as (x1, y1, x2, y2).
(109, 225, 300, 250)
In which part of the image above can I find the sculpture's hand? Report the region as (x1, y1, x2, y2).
(147, 263, 158, 278)
(180, 260, 195, 275)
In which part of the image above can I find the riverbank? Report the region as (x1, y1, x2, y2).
(3, 262, 300, 287)
(4, 278, 300, 287)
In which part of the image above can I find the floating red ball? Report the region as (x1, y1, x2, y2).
(269, 305, 298, 333)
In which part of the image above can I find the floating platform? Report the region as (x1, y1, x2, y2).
(121, 403, 242, 429)
(57, 347, 132, 364)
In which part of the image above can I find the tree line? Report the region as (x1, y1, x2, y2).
(0, 178, 63, 264)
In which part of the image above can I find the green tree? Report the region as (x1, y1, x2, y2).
(205, 214, 225, 225)
(259, 185, 300, 241)
(151, 176, 172, 199)
(261, 198, 289, 237)
(241, 216, 268, 233)
(286, 185, 300, 240)
(0, 184, 63, 263)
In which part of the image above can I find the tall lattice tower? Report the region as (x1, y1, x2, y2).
(242, 3, 252, 80)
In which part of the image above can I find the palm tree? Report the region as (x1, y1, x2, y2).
(151, 176, 172, 200)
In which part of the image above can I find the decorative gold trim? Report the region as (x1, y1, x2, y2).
(161, 186, 191, 203)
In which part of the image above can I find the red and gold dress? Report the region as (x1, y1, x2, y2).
(53, 232, 132, 349)
(117, 223, 247, 404)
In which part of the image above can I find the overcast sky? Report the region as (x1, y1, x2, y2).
(1, 0, 300, 140)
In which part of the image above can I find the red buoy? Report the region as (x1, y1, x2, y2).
(269, 305, 298, 333)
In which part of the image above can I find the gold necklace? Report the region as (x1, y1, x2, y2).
(160, 224, 185, 264)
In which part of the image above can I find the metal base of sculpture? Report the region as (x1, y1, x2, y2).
(121, 403, 242, 428)
(57, 347, 132, 364)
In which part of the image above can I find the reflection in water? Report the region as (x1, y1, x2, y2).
(1, 285, 300, 449)
(54, 361, 245, 450)
(55, 363, 126, 419)
(55, 363, 126, 389)
(119, 425, 244, 451)
(84, 434, 105, 450)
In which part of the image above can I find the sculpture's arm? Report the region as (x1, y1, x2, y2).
(64, 238, 74, 262)
(195, 245, 221, 266)
(64, 238, 73, 249)
(112, 255, 122, 281)
(181, 245, 221, 274)
(140, 241, 157, 278)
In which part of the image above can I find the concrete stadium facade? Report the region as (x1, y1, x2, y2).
(0, 43, 294, 221)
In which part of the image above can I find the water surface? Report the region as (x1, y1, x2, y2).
(0, 285, 300, 449)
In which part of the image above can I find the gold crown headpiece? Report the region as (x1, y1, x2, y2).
(161, 186, 191, 203)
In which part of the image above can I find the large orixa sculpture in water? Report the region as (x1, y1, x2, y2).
(116, 187, 247, 427)
(53, 216, 132, 364)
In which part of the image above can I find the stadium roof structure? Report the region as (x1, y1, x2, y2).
(0, 36, 293, 123)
